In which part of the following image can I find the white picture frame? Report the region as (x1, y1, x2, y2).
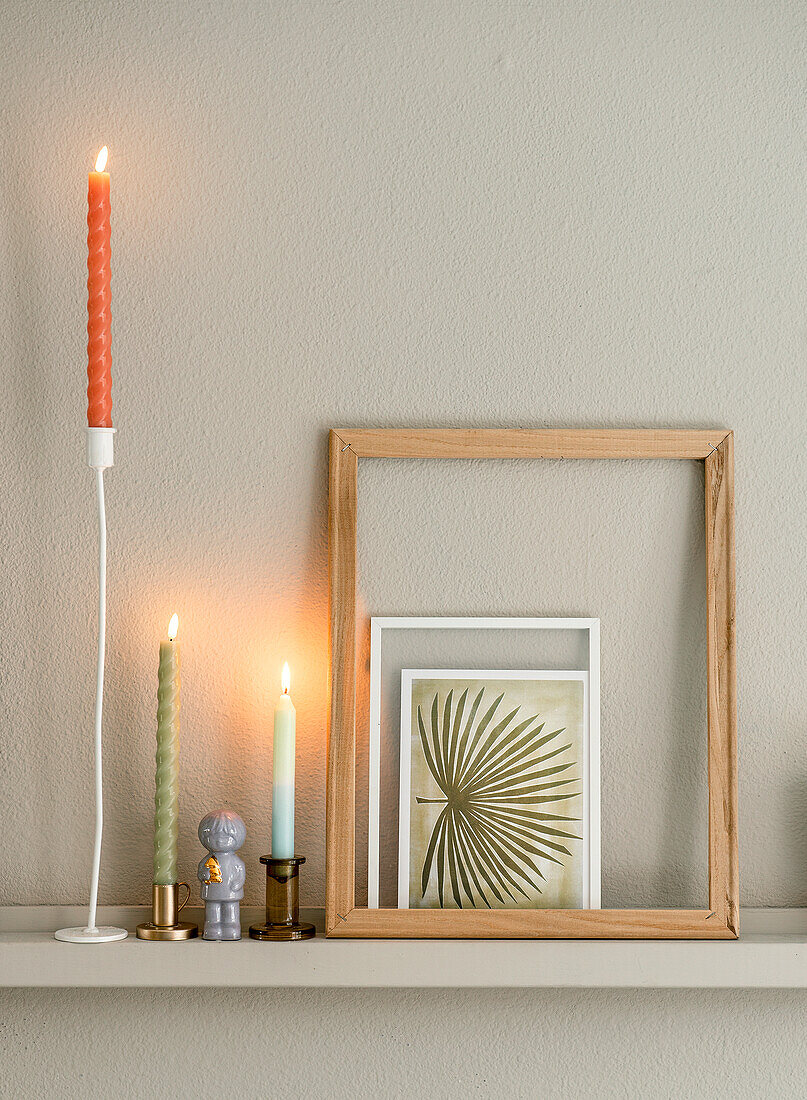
(367, 616, 601, 910)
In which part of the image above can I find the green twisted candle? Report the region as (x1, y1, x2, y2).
(154, 615, 180, 885)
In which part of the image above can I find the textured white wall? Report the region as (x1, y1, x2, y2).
(2, 0, 806, 1095)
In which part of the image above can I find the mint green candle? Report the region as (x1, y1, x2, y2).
(271, 662, 296, 858)
(154, 613, 180, 885)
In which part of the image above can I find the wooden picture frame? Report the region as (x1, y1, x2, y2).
(327, 429, 737, 939)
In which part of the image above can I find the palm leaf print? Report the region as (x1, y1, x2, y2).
(416, 686, 581, 908)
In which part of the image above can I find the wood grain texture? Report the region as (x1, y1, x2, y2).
(335, 428, 730, 460)
(326, 427, 739, 939)
(705, 432, 739, 935)
(329, 908, 735, 940)
(327, 431, 358, 932)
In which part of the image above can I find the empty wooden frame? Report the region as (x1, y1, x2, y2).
(327, 429, 738, 939)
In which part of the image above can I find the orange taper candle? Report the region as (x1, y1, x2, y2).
(87, 146, 112, 427)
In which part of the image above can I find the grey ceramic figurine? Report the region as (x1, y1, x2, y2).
(197, 810, 247, 940)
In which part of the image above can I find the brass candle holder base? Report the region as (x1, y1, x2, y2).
(249, 856, 315, 941)
(136, 882, 198, 940)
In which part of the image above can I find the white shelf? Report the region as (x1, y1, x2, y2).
(2, 907, 805, 988)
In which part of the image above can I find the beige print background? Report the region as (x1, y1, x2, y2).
(407, 675, 586, 909)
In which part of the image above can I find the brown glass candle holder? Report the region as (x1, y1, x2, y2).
(136, 882, 198, 940)
(249, 856, 315, 941)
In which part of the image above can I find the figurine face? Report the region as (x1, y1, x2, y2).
(198, 811, 246, 853)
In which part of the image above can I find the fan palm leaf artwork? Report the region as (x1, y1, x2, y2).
(404, 674, 587, 910)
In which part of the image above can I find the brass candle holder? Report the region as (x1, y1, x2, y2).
(136, 882, 198, 940)
(249, 856, 315, 941)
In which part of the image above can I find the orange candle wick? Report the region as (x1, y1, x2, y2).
(87, 146, 112, 427)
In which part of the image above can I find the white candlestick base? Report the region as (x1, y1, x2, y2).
(54, 925, 128, 943)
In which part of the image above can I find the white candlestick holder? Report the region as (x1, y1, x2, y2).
(55, 429, 127, 943)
